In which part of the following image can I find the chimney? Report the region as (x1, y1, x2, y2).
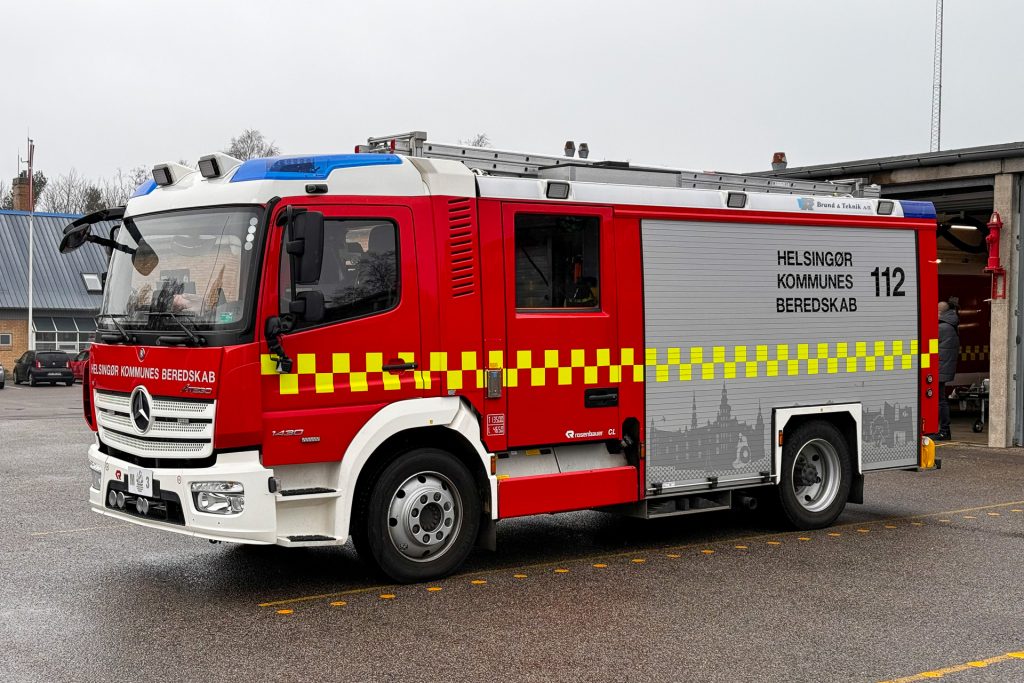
(771, 152, 788, 171)
(12, 171, 32, 211)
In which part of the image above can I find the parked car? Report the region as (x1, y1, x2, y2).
(13, 350, 74, 386)
(70, 349, 90, 383)
(0, 361, 5, 389)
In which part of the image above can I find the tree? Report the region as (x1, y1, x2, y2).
(224, 129, 280, 160)
(0, 179, 7, 210)
(101, 166, 150, 207)
(82, 185, 104, 213)
(39, 169, 87, 214)
(459, 133, 491, 148)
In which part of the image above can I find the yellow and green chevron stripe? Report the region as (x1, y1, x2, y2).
(262, 338, 937, 395)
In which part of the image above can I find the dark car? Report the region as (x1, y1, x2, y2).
(13, 350, 75, 386)
(70, 349, 90, 383)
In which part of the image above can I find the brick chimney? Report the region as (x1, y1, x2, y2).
(12, 171, 33, 211)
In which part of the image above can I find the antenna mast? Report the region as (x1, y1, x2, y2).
(930, 0, 944, 152)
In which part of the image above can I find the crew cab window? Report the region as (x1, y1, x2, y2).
(280, 218, 399, 328)
(514, 214, 600, 310)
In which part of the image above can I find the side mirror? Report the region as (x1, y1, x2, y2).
(132, 237, 159, 276)
(288, 290, 325, 323)
(59, 224, 90, 254)
(285, 210, 324, 285)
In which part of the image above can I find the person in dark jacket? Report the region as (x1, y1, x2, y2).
(934, 300, 960, 440)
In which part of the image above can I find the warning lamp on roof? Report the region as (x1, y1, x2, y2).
(578, 143, 590, 160)
(151, 162, 195, 187)
(564, 140, 576, 158)
(198, 152, 242, 179)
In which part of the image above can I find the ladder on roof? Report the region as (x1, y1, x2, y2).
(357, 130, 880, 198)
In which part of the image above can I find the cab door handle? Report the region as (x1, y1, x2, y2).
(383, 361, 417, 372)
(584, 388, 619, 408)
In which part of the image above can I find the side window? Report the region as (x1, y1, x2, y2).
(281, 218, 399, 328)
(514, 214, 600, 310)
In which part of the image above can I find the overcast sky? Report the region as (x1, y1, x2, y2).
(3, 0, 1023, 183)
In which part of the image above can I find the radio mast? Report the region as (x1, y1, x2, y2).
(930, 0, 944, 152)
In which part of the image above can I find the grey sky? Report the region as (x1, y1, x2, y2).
(3, 0, 1022, 183)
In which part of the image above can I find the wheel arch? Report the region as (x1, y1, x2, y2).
(334, 397, 496, 541)
(773, 403, 862, 479)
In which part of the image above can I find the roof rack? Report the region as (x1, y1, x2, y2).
(358, 131, 880, 198)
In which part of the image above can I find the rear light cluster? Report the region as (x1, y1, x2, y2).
(35, 361, 41, 368)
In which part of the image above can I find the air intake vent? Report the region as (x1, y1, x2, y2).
(447, 198, 477, 297)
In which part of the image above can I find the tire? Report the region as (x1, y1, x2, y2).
(356, 448, 481, 583)
(29, 375, 37, 387)
(776, 421, 852, 529)
(66, 380, 74, 387)
(14, 372, 22, 385)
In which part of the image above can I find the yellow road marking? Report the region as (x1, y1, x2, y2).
(30, 525, 124, 537)
(879, 650, 1024, 683)
(631, 558, 646, 563)
(734, 545, 748, 550)
(665, 553, 681, 559)
(554, 568, 569, 574)
(470, 579, 487, 585)
(766, 540, 782, 546)
(276, 609, 293, 615)
(798, 537, 811, 541)
(701, 549, 715, 555)
(1012, 509, 1022, 513)
(426, 586, 442, 592)
(257, 499, 1024, 608)
(592, 564, 607, 568)
(379, 594, 396, 600)
(884, 525, 897, 529)
(987, 512, 1000, 516)
(963, 516, 977, 519)
(857, 528, 870, 533)
(330, 601, 346, 607)
(513, 573, 528, 579)
(828, 532, 842, 537)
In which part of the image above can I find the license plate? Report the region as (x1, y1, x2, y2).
(126, 467, 154, 498)
(47, 372, 61, 376)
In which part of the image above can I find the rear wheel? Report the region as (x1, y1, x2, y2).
(66, 380, 74, 387)
(777, 421, 851, 529)
(29, 374, 37, 387)
(356, 448, 480, 583)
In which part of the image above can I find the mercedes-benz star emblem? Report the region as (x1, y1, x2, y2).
(137, 347, 146, 362)
(130, 386, 152, 435)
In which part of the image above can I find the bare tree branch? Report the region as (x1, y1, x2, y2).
(224, 129, 280, 160)
(459, 133, 491, 148)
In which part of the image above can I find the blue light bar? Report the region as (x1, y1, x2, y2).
(130, 179, 158, 198)
(898, 200, 937, 220)
(230, 154, 402, 183)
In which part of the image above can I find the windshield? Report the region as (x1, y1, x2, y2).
(100, 206, 263, 333)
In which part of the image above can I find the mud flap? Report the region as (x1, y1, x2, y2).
(849, 473, 864, 505)
(476, 516, 496, 551)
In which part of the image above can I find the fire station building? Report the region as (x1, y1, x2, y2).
(767, 142, 1023, 448)
(0, 208, 109, 369)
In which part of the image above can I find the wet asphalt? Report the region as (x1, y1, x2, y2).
(1, 382, 1023, 683)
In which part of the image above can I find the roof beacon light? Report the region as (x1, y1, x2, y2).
(877, 200, 895, 216)
(726, 192, 747, 209)
(578, 143, 590, 160)
(198, 152, 241, 179)
(564, 140, 576, 158)
(151, 162, 195, 187)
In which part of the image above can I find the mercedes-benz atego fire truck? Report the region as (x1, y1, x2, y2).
(60, 132, 939, 582)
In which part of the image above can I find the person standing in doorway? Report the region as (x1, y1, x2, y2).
(934, 299, 960, 440)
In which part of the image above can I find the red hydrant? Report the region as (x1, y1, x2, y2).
(984, 211, 1006, 299)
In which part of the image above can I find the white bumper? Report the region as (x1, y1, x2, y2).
(89, 443, 277, 544)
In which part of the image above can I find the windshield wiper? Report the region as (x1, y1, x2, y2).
(146, 312, 207, 346)
(96, 314, 132, 344)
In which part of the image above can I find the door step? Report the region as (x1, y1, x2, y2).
(277, 534, 339, 547)
(275, 487, 341, 502)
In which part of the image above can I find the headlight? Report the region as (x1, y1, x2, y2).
(190, 481, 244, 515)
(89, 463, 101, 491)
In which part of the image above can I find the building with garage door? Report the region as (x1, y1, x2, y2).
(0, 209, 111, 368)
(764, 142, 1022, 448)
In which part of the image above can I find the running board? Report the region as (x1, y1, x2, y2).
(277, 534, 340, 547)
(605, 490, 734, 519)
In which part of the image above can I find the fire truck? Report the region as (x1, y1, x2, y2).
(60, 131, 939, 583)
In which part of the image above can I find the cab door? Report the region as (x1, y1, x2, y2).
(501, 203, 619, 447)
(260, 202, 425, 466)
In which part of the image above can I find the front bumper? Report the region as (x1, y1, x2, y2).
(89, 443, 277, 544)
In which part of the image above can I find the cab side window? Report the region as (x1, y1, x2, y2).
(281, 218, 399, 328)
(514, 214, 600, 310)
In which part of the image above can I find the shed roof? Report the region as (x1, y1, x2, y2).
(0, 210, 112, 311)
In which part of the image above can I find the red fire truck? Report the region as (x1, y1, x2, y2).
(61, 132, 939, 582)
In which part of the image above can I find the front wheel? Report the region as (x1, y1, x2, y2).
(356, 448, 481, 583)
(777, 421, 852, 529)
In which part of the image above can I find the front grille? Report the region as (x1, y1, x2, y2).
(95, 389, 216, 460)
